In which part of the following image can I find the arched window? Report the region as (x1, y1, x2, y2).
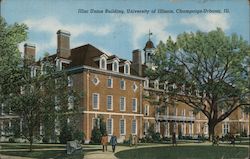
(100, 57, 107, 70)
(113, 61, 119, 72)
(124, 63, 130, 75)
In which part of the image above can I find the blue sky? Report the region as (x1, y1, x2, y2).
(2, 0, 249, 61)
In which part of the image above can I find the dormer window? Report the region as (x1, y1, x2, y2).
(112, 60, 119, 72)
(100, 58, 107, 70)
(124, 61, 130, 75)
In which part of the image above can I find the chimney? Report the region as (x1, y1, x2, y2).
(132, 49, 142, 76)
(24, 43, 36, 64)
(57, 30, 71, 58)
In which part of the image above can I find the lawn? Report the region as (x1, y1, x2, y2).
(115, 145, 249, 159)
(0, 143, 85, 159)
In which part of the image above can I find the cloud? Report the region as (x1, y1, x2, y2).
(116, 15, 174, 49)
(180, 14, 230, 32)
(22, 17, 113, 57)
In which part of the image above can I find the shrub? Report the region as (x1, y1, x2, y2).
(73, 130, 85, 144)
(90, 127, 102, 143)
(9, 137, 15, 143)
(59, 125, 73, 144)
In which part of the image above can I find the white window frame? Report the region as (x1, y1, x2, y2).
(144, 78, 149, 88)
(107, 77, 113, 88)
(120, 96, 126, 111)
(132, 98, 137, 112)
(92, 93, 99, 110)
(67, 76, 73, 87)
(144, 105, 149, 116)
(120, 79, 126, 90)
(107, 95, 113, 111)
(100, 57, 107, 70)
(92, 118, 100, 129)
(120, 119, 126, 135)
(112, 60, 119, 72)
(222, 123, 230, 135)
(124, 63, 130, 75)
(132, 119, 137, 135)
(107, 118, 113, 135)
(154, 80, 159, 89)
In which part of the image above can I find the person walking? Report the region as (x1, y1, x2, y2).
(110, 135, 117, 153)
(172, 132, 177, 146)
(101, 133, 108, 152)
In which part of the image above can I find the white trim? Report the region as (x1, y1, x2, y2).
(83, 111, 144, 117)
(68, 65, 145, 81)
(107, 95, 113, 111)
(92, 93, 99, 110)
(120, 118, 126, 135)
(107, 76, 113, 88)
(100, 57, 107, 70)
(132, 98, 137, 112)
(120, 96, 126, 111)
(131, 119, 137, 135)
(112, 60, 119, 72)
(120, 79, 126, 90)
(107, 118, 113, 135)
(124, 63, 130, 75)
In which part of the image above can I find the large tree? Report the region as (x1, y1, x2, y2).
(7, 57, 81, 151)
(0, 17, 27, 101)
(146, 28, 250, 140)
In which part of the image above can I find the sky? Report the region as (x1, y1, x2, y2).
(2, 0, 250, 61)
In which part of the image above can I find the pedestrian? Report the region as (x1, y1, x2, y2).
(101, 133, 108, 152)
(172, 132, 177, 146)
(129, 134, 133, 147)
(110, 135, 117, 152)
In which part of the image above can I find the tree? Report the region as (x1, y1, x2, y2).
(7, 56, 81, 151)
(0, 17, 27, 103)
(146, 28, 250, 140)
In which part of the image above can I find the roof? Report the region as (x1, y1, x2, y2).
(144, 40, 155, 50)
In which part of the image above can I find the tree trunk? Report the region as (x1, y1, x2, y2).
(29, 136, 33, 152)
(208, 122, 216, 142)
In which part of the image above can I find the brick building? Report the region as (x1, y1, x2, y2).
(0, 29, 249, 142)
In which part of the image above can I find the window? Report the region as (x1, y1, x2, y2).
(120, 79, 126, 90)
(144, 121, 149, 134)
(223, 123, 230, 135)
(100, 58, 107, 70)
(154, 80, 159, 89)
(132, 98, 137, 112)
(31, 66, 36, 77)
(107, 118, 113, 135)
(107, 95, 113, 110)
(144, 105, 149, 116)
(68, 96, 74, 110)
(92, 93, 99, 110)
(113, 61, 119, 72)
(132, 119, 137, 134)
(107, 77, 113, 88)
(68, 76, 73, 87)
(133, 82, 138, 92)
(120, 97, 126, 111)
(120, 119, 126, 135)
(144, 78, 149, 88)
(92, 76, 100, 85)
(92, 118, 100, 129)
(124, 63, 130, 75)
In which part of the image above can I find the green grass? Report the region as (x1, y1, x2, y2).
(0, 143, 85, 159)
(0, 150, 84, 159)
(0, 143, 65, 149)
(115, 145, 248, 159)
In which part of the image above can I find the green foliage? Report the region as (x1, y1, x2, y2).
(59, 124, 73, 144)
(73, 130, 85, 144)
(146, 28, 250, 140)
(90, 116, 107, 143)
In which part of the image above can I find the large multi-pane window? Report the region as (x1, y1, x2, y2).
(107, 118, 113, 135)
(92, 118, 100, 129)
(132, 98, 137, 112)
(144, 105, 149, 116)
(107, 95, 113, 110)
(120, 97, 126, 111)
(223, 123, 230, 135)
(132, 119, 137, 134)
(107, 77, 113, 88)
(120, 119, 126, 135)
(120, 79, 126, 90)
(92, 93, 99, 109)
